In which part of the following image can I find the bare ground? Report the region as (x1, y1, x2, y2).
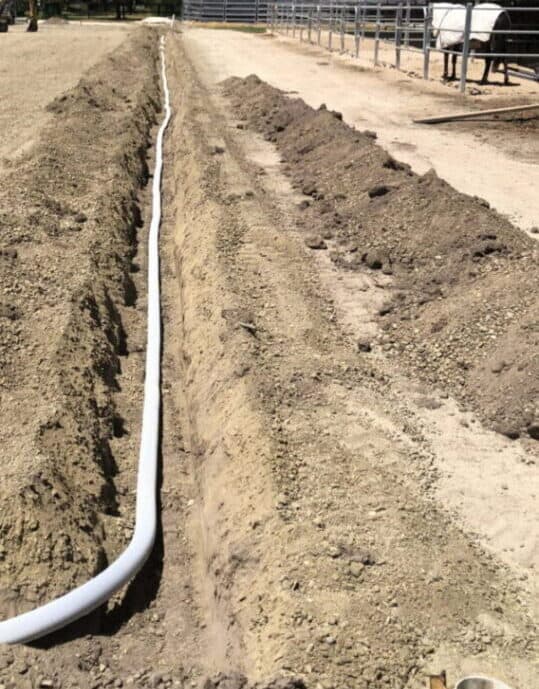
(181, 27, 539, 234)
(0, 24, 536, 689)
(0, 23, 131, 168)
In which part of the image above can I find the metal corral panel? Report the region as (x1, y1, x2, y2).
(184, 0, 268, 22)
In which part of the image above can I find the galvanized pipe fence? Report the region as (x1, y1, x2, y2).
(184, 0, 268, 22)
(268, 2, 539, 92)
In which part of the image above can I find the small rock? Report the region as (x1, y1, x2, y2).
(526, 422, 539, 440)
(0, 248, 17, 259)
(490, 359, 507, 374)
(356, 338, 372, 353)
(493, 423, 520, 440)
(74, 212, 87, 223)
(202, 672, 248, 689)
(530, 226, 539, 234)
(210, 145, 225, 155)
(349, 561, 365, 577)
(364, 251, 384, 270)
(305, 235, 327, 250)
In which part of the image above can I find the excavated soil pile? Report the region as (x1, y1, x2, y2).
(0, 29, 158, 618)
(223, 75, 539, 442)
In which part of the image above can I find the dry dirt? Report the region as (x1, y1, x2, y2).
(0, 23, 131, 168)
(0, 22, 537, 689)
(222, 74, 539, 442)
(181, 28, 539, 234)
(0, 21, 158, 640)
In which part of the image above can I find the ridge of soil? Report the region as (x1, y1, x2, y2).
(0, 28, 159, 618)
(222, 75, 539, 444)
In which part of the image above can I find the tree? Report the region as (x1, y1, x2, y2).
(27, 0, 37, 30)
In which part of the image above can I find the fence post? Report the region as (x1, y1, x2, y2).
(374, 2, 381, 65)
(328, 4, 333, 51)
(354, 4, 360, 57)
(404, 1, 411, 46)
(292, 3, 296, 37)
(360, 2, 366, 42)
(308, 5, 313, 43)
(422, 3, 432, 80)
(460, 2, 473, 93)
(395, 2, 403, 70)
(317, 4, 321, 45)
(300, 3, 304, 41)
(340, 5, 345, 52)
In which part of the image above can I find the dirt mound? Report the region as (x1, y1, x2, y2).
(222, 75, 539, 442)
(0, 28, 158, 618)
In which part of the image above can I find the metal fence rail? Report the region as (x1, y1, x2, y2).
(184, 0, 268, 22)
(269, 2, 539, 91)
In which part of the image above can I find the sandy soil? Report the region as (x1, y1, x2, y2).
(181, 27, 539, 233)
(0, 23, 130, 167)
(0, 23, 536, 689)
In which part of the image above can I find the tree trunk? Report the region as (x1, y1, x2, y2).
(27, 0, 38, 30)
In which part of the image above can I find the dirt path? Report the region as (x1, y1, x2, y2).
(181, 27, 539, 233)
(0, 23, 130, 167)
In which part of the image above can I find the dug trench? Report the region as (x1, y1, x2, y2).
(0, 27, 537, 689)
(0, 28, 160, 622)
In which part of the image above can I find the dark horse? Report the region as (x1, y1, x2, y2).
(435, 4, 512, 84)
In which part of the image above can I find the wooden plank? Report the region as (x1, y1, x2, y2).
(413, 103, 539, 125)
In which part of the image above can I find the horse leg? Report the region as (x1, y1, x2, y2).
(451, 52, 457, 80)
(503, 60, 509, 85)
(480, 57, 492, 85)
(443, 52, 449, 80)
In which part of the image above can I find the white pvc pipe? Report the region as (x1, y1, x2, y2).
(0, 34, 172, 645)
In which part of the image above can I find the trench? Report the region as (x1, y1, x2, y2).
(0, 24, 536, 689)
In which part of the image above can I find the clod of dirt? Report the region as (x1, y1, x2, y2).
(0, 302, 20, 320)
(383, 155, 408, 171)
(202, 673, 248, 689)
(368, 184, 391, 198)
(493, 423, 520, 440)
(364, 250, 388, 270)
(527, 422, 539, 440)
(305, 235, 327, 250)
(357, 337, 372, 352)
(202, 675, 305, 689)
